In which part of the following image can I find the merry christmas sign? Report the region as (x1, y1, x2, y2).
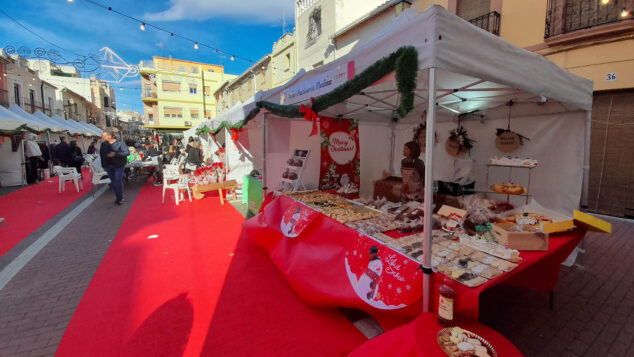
(319, 117, 360, 191)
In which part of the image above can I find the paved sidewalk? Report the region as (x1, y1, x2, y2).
(481, 217, 634, 357)
(0, 182, 144, 357)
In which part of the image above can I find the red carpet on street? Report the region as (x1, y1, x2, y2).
(0, 168, 92, 258)
(56, 184, 367, 356)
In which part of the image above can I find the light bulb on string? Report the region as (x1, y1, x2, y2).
(194, 42, 199, 50)
(67, 0, 73, 2)
(140, 22, 146, 31)
(621, 8, 629, 17)
(601, 0, 610, 4)
(230, 55, 235, 61)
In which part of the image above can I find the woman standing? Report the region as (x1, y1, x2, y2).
(184, 140, 203, 173)
(401, 141, 425, 202)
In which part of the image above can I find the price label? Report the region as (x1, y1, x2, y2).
(606, 73, 617, 82)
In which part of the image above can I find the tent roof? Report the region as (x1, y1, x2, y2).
(73, 121, 100, 136)
(0, 105, 28, 131)
(261, 5, 592, 120)
(33, 111, 70, 132)
(8, 105, 52, 132)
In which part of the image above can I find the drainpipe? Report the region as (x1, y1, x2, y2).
(40, 81, 45, 114)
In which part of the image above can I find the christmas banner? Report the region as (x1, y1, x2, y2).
(319, 117, 360, 191)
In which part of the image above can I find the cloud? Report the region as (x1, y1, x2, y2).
(143, 0, 295, 24)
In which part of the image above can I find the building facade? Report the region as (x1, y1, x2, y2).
(2, 53, 59, 116)
(215, 55, 272, 115)
(294, 0, 405, 71)
(139, 57, 235, 131)
(116, 110, 145, 138)
(28, 59, 117, 129)
(0, 53, 9, 108)
(271, 32, 298, 88)
(415, 0, 634, 216)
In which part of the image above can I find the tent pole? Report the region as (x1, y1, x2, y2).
(423, 67, 437, 313)
(262, 112, 267, 190)
(581, 111, 591, 209)
(389, 120, 395, 174)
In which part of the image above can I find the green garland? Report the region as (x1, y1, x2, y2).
(196, 124, 211, 135)
(240, 45, 419, 126)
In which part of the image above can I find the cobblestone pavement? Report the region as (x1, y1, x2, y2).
(0, 180, 631, 357)
(481, 217, 634, 357)
(0, 181, 143, 357)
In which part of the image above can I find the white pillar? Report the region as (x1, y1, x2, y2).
(423, 67, 437, 313)
(581, 111, 591, 209)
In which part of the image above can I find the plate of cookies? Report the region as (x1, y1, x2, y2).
(490, 182, 526, 195)
(437, 327, 497, 357)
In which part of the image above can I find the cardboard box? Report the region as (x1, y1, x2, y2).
(501, 201, 574, 234)
(491, 222, 549, 251)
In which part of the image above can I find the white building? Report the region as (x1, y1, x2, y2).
(295, 0, 415, 70)
(28, 59, 117, 129)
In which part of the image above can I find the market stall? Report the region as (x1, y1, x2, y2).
(235, 4, 609, 332)
(0, 105, 33, 186)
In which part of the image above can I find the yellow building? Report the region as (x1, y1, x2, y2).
(139, 57, 236, 131)
(271, 32, 298, 88)
(416, 0, 634, 216)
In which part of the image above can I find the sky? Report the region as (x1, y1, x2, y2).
(0, 0, 295, 113)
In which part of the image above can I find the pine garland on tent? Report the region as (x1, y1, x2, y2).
(211, 46, 419, 135)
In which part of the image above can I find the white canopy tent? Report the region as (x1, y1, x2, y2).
(247, 5, 592, 312)
(186, 94, 265, 184)
(0, 106, 30, 186)
(8, 105, 53, 133)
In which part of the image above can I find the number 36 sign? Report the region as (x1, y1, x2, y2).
(606, 73, 617, 82)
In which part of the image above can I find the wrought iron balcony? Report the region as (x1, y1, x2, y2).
(545, 0, 633, 38)
(468, 11, 501, 36)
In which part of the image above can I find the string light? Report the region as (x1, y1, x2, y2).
(74, 0, 271, 66)
(601, 0, 610, 4)
(140, 22, 146, 31)
(621, 8, 629, 17)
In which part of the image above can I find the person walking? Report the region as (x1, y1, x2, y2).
(100, 130, 129, 205)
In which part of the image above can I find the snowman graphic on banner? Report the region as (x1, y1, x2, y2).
(345, 233, 422, 310)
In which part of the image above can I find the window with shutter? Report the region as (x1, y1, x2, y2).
(204, 86, 211, 97)
(189, 84, 198, 94)
(457, 0, 490, 21)
(205, 110, 211, 119)
(164, 107, 183, 118)
(162, 81, 181, 92)
(190, 109, 199, 119)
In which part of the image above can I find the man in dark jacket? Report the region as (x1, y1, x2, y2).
(101, 130, 130, 205)
(53, 136, 72, 166)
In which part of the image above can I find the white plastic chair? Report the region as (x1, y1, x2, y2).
(53, 165, 84, 193)
(162, 165, 191, 205)
(88, 163, 110, 198)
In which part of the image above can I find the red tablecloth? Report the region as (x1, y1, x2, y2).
(245, 195, 585, 322)
(348, 313, 523, 357)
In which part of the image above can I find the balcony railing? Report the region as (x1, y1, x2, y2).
(468, 11, 501, 36)
(0, 89, 8, 108)
(545, 0, 633, 38)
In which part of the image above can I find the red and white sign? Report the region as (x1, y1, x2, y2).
(319, 117, 360, 191)
(280, 202, 319, 238)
